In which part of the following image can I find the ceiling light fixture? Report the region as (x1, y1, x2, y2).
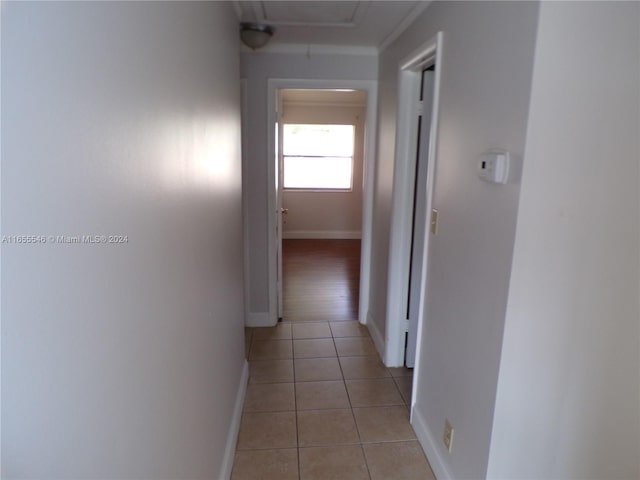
(240, 22, 274, 50)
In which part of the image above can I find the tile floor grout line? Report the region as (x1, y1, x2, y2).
(333, 330, 368, 451)
(334, 332, 370, 461)
(391, 373, 411, 409)
(361, 442, 374, 480)
(292, 335, 302, 480)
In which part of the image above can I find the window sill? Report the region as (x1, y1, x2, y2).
(284, 188, 353, 193)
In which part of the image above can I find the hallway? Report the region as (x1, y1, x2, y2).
(232, 240, 435, 479)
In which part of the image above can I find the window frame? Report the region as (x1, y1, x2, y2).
(282, 123, 356, 192)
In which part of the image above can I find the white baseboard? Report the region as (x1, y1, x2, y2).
(246, 311, 273, 327)
(366, 310, 386, 362)
(219, 359, 249, 480)
(282, 230, 361, 239)
(411, 406, 453, 480)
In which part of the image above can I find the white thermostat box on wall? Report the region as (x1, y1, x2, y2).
(478, 150, 510, 184)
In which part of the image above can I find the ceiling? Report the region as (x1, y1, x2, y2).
(234, 1, 431, 51)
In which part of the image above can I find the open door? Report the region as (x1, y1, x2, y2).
(275, 89, 284, 320)
(406, 68, 435, 367)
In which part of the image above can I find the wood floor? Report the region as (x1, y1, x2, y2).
(282, 239, 361, 323)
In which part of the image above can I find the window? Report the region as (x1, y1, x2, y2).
(283, 124, 355, 190)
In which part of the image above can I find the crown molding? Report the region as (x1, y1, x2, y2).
(248, 0, 370, 28)
(378, 1, 432, 53)
(241, 43, 378, 56)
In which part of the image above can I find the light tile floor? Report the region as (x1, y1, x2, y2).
(232, 321, 436, 480)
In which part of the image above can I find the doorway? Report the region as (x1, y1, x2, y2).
(385, 32, 443, 389)
(405, 66, 436, 367)
(266, 79, 378, 327)
(278, 89, 366, 322)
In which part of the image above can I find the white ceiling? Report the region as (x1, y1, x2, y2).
(234, 1, 431, 51)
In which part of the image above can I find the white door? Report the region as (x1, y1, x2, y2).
(275, 90, 285, 320)
(406, 68, 435, 367)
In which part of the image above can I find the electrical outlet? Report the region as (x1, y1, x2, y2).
(443, 419, 454, 452)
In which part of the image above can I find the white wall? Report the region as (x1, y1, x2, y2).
(374, 2, 539, 478)
(240, 51, 377, 319)
(1, 2, 246, 478)
(488, 3, 640, 478)
(282, 103, 365, 238)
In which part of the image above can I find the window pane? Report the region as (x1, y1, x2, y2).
(283, 124, 354, 157)
(284, 156, 352, 189)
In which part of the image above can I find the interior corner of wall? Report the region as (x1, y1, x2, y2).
(246, 311, 274, 328)
(219, 359, 249, 480)
(411, 405, 453, 480)
(367, 310, 386, 361)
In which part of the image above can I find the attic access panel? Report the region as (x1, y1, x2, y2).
(256, 1, 369, 27)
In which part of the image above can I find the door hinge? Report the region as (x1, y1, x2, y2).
(404, 319, 410, 333)
(417, 100, 424, 115)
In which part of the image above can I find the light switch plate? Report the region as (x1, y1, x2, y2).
(444, 419, 454, 452)
(430, 209, 439, 235)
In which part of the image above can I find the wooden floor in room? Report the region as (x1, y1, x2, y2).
(282, 239, 361, 323)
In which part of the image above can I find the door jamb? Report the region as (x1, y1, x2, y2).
(240, 79, 250, 324)
(266, 78, 379, 326)
(385, 32, 444, 368)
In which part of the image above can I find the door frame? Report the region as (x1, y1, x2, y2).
(405, 68, 436, 368)
(385, 32, 444, 367)
(275, 90, 284, 319)
(240, 79, 250, 323)
(266, 78, 378, 325)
